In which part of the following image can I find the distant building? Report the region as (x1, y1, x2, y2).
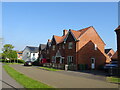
(22, 46, 39, 62)
(111, 51, 118, 61)
(17, 51, 23, 60)
(38, 44, 46, 61)
(105, 48, 115, 59)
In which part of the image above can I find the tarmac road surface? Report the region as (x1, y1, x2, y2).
(10, 64, 119, 88)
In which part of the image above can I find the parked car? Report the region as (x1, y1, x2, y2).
(24, 61, 32, 66)
(104, 61, 118, 71)
(39, 58, 49, 66)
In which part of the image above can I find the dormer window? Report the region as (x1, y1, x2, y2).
(53, 45, 55, 51)
(94, 44, 97, 50)
(68, 42, 73, 49)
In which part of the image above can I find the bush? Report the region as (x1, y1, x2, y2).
(17, 59, 25, 63)
(0, 59, 5, 62)
(4, 59, 25, 63)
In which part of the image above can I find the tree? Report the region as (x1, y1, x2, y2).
(2, 44, 17, 62)
(2, 44, 14, 52)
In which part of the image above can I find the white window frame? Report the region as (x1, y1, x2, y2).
(52, 45, 55, 51)
(67, 56, 73, 64)
(52, 56, 55, 63)
(68, 42, 73, 49)
(62, 44, 65, 49)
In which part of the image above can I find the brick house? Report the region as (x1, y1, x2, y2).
(41, 26, 110, 70)
(111, 51, 118, 61)
(115, 25, 120, 68)
(105, 48, 115, 59)
(38, 44, 46, 61)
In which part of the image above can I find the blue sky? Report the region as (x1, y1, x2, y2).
(2, 2, 118, 51)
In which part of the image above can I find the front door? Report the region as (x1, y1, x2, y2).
(91, 58, 95, 69)
(56, 57, 61, 63)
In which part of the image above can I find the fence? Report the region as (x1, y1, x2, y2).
(43, 63, 77, 70)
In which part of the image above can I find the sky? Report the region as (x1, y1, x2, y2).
(2, 2, 118, 51)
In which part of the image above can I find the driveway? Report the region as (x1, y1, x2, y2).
(9, 64, 119, 88)
(1, 63, 24, 89)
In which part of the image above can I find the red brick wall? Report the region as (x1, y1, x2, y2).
(77, 27, 105, 53)
(115, 30, 120, 67)
(64, 41, 76, 64)
(77, 41, 106, 69)
(75, 27, 108, 69)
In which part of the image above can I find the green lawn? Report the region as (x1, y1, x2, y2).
(3, 64, 53, 89)
(39, 67, 62, 71)
(107, 77, 120, 83)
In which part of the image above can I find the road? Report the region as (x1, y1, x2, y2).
(10, 64, 119, 88)
(1, 63, 24, 89)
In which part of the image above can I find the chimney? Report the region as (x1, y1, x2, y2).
(63, 29, 68, 36)
(115, 25, 120, 71)
(48, 39, 51, 42)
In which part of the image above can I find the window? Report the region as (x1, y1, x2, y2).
(67, 56, 73, 64)
(33, 53, 35, 56)
(47, 50, 49, 54)
(108, 53, 112, 58)
(60, 58, 64, 64)
(91, 58, 95, 63)
(68, 42, 73, 49)
(59, 45, 61, 49)
(52, 45, 55, 51)
(52, 56, 55, 63)
(62, 44, 65, 49)
(94, 44, 97, 50)
(27, 52, 30, 58)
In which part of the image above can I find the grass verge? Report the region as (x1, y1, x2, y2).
(3, 64, 53, 88)
(5, 63, 21, 64)
(107, 77, 120, 83)
(39, 67, 62, 71)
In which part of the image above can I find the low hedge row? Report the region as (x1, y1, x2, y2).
(0, 59, 25, 63)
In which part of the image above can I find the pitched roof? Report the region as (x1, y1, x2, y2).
(26, 46, 39, 53)
(111, 51, 118, 60)
(64, 26, 91, 41)
(51, 26, 103, 45)
(47, 40, 51, 47)
(105, 48, 112, 54)
(70, 27, 89, 40)
(17, 51, 23, 54)
(53, 35, 63, 44)
(115, 25, 120, 31)
(39, 44, 46, 50)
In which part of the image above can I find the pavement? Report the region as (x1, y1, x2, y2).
(1, 63, 24, 89)
(10, 64, 119, 88)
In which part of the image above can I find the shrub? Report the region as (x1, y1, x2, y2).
(0, 59, 5, 62)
